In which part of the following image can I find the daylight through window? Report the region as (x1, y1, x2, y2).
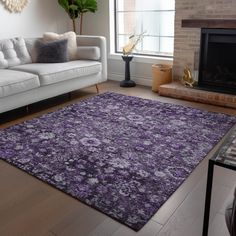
(115, 0, 175, 57)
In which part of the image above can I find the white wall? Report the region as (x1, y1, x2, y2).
(0, 0, 70, 38)
(82, 0, 173, 86)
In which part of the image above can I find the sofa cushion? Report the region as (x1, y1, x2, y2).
(11, 60, 102, 86)
(0, 37, 32, 69)
(0, 69, 40, 98)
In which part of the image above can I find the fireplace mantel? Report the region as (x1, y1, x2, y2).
(182, 19, 236, 28)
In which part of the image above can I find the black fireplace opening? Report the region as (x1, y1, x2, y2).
(198, 28, 236, 94)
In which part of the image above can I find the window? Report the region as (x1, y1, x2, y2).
(114, 0, 175, 58)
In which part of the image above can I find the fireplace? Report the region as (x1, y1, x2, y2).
(198, 28, 236, 94)
(157, 20, 236, 109)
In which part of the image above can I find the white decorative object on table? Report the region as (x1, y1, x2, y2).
(1, 0, 28, 13)
(122, 31, 146, 56)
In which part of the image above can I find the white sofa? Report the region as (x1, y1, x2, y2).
(0, 35, 107, 114)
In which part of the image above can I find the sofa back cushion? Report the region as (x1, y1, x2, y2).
(0, 37, 32, 69)
(24, 38, 38, 63)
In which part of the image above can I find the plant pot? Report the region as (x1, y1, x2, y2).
(152, 64, 172, 92)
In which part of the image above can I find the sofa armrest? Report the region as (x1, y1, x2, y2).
(76, 35, 107, 81)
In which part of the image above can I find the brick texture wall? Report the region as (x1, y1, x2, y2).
(173, 0, 236, 80)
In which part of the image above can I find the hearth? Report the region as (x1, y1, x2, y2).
(198, 28, 236, 94)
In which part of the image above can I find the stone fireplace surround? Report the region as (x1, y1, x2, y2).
(159, 82, 236, 109)
(160, 17, 236, 108)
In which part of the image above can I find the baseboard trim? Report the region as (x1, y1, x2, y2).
(108, 73, 152, 87)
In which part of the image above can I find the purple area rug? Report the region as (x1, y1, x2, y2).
(0, 92, 236, 231)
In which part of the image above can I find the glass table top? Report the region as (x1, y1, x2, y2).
(213, 125, 236, 167)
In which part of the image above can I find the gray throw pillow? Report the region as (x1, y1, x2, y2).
(36, 39, 69, 63)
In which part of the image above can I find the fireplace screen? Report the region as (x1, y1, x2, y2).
(198, 28, 236, 94)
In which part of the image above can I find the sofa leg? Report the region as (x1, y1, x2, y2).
(26, 105, 29, 113)
(68, 92, 72, 100)
(96, 84, 99, 93)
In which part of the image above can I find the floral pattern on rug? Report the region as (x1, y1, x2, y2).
(0, 92, 236, 231)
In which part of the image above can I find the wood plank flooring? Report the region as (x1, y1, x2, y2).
(0, 81, 236, 236)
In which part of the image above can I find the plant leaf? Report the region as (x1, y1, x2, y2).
(58, 0, 69, 12)
(58, 0, 97, 22)
(69, 4, 78, 11)
(75, 0, 97, 13)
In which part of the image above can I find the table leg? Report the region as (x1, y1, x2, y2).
(120, 56, 136, 87)
(202, 160, 215, 236)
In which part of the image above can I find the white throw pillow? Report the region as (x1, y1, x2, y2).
(77, 46, 100, 60)
(43, 31, 77, 60)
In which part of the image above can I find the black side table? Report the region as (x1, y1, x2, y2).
(202, 125, 236, 236)
(120, 55, 136, 87)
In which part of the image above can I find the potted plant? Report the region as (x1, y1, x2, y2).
(58, 0, 97, 34)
